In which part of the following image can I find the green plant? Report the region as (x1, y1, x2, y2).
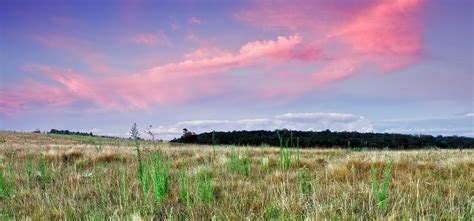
(242, 148, 251, 176)
(94, 143, 103, 153)
(152, 151, 169, 205)
(229, 149, 240, 173)
(299, 169, 311, 196)
(142, 157, 152, 199)
(120, 165, 128, 204)
(25, 153, 34, 177)
(180, 170, 191, 208)
(371, 167, 379, 200)
(229, 148, 251, 176)
(372, 160, 394, 209)
(280, 139, 291, 170)
(39, 153, 48, 188)
(0, 169, 11, 199)
(296, 138, 301, 167)
(135, 141, 144, 184)
(196, 166, 213, 204)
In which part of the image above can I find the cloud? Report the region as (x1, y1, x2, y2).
(129, 32, 171, 46)
(374, 114, 474, 137)
(151, 112, 373, 140)
(188, 17, 204, 25)
(239, 0, 426, 97)
(1, 35, 316, 115)
(461, 112, 474, 117)
(3, 0, 426, 116)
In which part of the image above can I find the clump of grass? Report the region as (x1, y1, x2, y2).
(296, 137, 301, 167)
(196, 166, 213, 204)
(299, 168, 312, 197)
(0, 169, 12, 199)
(142, 157, 152, 198)
(39, 153, 48, 188)
(228, 148, 251, 176)
(135, 141, 144, 184)
(229, 149, 240, 173)
(152, 151, 169, 205)
(120, 165, 128, 205)
(372, 160, 394, 209)
(25, 153, 34, 177)
(263, 203, 281, 220)
(261, 156, 269, 172)
(277, 131, 292, 170)
(179, 170, 191, 208)
(280, 140, 291, 170)
(242, 148, 250, 176)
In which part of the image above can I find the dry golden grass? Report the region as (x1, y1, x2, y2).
(0, 132, 473, 220)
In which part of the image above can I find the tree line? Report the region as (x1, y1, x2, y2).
(171, 129, 474, 149)
(49, 129, 95, 137)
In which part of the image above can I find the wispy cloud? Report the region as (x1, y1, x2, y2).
(129, 32, 171, 46)
(239, 0, 425, 97)
(1, 35, 313, 115)
(374, 113, 474, 137)
(1, 0, 427, 117)
(188, 17, 204, 25)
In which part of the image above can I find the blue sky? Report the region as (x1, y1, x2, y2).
(0, 0, 473, 139)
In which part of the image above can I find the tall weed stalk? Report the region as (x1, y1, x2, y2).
(153, 151, 169, 205)
(372, 160, 394, 209)
(39, 153, 48, 189)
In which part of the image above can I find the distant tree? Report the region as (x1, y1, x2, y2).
(170, 129, 474, 149)
(129, 123, 140, 140)
(33, 129, 41, 133)
(48, 129, 94, 137)
(145, 125, 156, 140)
(180, 128, 197, 143)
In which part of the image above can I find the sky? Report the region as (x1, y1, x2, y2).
(0, 0, 473, 139)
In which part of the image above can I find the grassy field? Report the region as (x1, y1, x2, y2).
(0, 132, 473, 220)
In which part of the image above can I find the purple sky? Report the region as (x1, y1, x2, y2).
(0, 0, 473, 139)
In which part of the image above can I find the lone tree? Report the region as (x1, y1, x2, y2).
(181, 128, 198, 143)
(145, 125, 156, 140)
(129, 123, 140, 140)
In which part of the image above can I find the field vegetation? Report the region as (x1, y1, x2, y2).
(0, 132, 472, 220)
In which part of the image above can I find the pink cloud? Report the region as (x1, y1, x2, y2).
(1, 35, 315, 115)
(2, 0, 426, 115)
(129, 32, 171, 46)
(239, 0, 425, 98)
(188, 17, 204, 25)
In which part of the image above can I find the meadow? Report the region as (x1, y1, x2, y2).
(0, 132, 472, 220)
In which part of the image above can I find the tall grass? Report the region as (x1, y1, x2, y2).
(179, 170, 191, 208)
(229, 148, 251, 176)
(242, 148, 250, 176)
(280, 140, 291, 170)
(0, 169, 10, 199)
(152, 151, 169, 205)
(1, 132, 472, 219)
(229, 149, 240, 173)
(296, 137, 301, 167)
(120, 165, 128, 205)
(196, 166, 213, 204)
(135, 141, 144, 184)
(25, 153, 34, 177)
(142, 157, 152, 198)
(39, 153, 48, 189)
(299, 168, 311, 197)
(277, 132, 292, 170)
(372, 160, 394, 209)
